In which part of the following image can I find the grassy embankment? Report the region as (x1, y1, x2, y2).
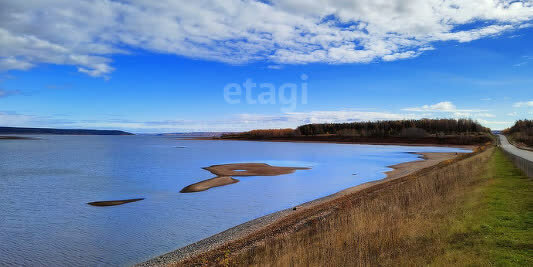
(181, 147, 532, 266)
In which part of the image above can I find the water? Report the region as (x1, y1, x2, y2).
(0, 135, 469, 266)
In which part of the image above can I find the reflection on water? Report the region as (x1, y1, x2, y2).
(0, 136, 469, 266)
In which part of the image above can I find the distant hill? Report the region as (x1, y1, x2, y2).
(0, 126, 133, 135)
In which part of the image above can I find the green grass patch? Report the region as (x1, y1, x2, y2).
(433, 148, 533, 266)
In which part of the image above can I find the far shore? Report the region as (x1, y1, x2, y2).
(138, 150, 467, 266)
(185, 136, 478, 150)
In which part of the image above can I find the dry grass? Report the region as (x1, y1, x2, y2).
(177, 147, 495, 266)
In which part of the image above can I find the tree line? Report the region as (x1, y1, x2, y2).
(296, 119, 490, 137)
(222, 119, 491, 139)
(503, 119, 533, 147)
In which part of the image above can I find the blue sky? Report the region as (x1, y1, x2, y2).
(1, 0, 532, 132)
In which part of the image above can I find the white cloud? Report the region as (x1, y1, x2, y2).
(403, 101, 457, 112)
(476, 113, 496, 118)
(403, 101, 497, 122)
(513, 101, 533, 107)
(476, 119, 514, 128)
(1, 0, 532, 77)
(402, 101, 487, 113)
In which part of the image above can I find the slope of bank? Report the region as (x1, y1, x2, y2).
(156, 147, 531, 266)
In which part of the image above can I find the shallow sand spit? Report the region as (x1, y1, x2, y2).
(205, 163, 310, 176)
(0, 136, 36, 140)
(87, 198, 144, 206)
(180, 163, 311, 193)
(138, 152, 466, 266)
(180, 176, 239, 193)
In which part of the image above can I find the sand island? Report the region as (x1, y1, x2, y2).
(180, 163, 310, 193)
(87, 198, 144, 206)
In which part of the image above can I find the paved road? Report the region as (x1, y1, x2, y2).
(498, 135, 533, 162)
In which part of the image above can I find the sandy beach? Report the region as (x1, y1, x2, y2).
(138, 151, 464, 266)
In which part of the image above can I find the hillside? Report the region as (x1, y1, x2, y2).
(0, 126, 133, 135)
(503, 119, 533, 148)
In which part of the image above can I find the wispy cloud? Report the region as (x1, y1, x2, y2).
(46, 84, 72, 90)
(1, 0, 532, 77)
(0, 89, 21, 98)
(0, 105, 508, 133)
(267, 65, 283, 70)
(402, 101, 486, 113)
(513, 61, 528, 67)
(513, 101, 533, 107)
(402, 101, 498, 121)
(0, 109, 419, 133)
(513, 55, 533, 67)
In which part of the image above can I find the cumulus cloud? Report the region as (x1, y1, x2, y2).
(1, 0, 532, 77)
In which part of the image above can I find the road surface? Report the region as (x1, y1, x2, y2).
(499, 134, 533, 162)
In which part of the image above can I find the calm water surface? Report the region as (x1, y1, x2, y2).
(0, 135, 469, 266)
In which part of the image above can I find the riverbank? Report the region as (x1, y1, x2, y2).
(139, 148, 479, 266)
(188, 136, 478, 150)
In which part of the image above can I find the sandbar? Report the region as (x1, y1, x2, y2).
(180, 163, 310, 193)
(204, 163, 310, 176)
(180, 176, 239, 193)
(87, 198, 144, 206)
(0, 136, 36, 140)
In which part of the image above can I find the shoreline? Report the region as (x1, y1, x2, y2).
(138, 151, 464, 266)
(183, 137, 477, 150)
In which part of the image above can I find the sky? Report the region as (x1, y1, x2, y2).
(1, 0, 532, 133)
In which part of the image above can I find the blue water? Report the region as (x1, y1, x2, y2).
(0, 136, 469, 266)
